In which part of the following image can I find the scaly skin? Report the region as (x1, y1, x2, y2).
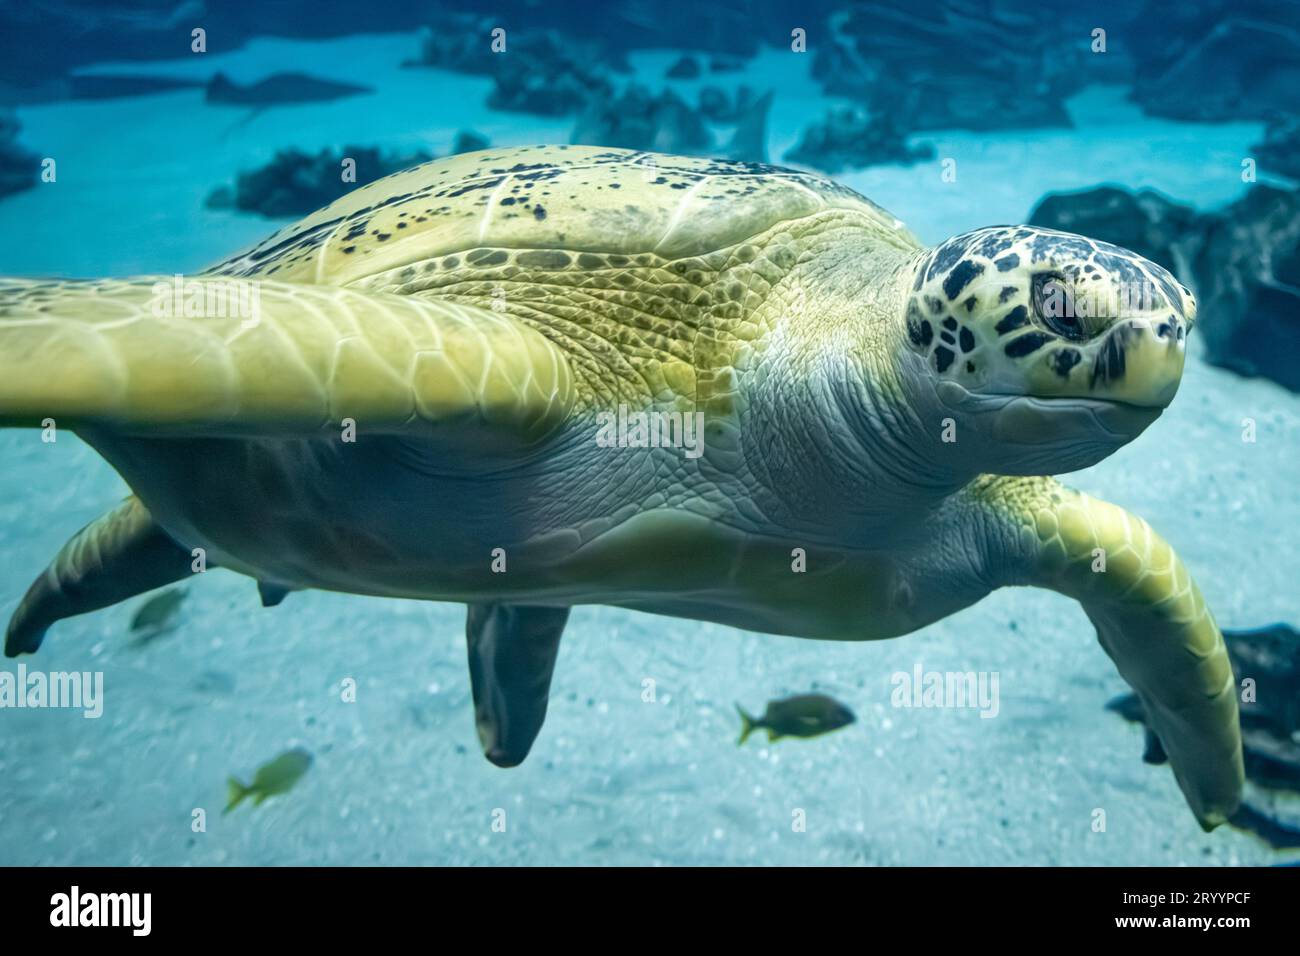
(967, 475, 1243, 828)
(0, 147, 1241, 827)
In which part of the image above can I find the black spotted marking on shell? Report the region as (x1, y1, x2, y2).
(443, 175, 506, 198)
(998, 285, 1017, 304)
(963, 296, 977, 313)
(925, 295, 944, 314)
(994, 253, 1019, 272)
(933, 346, 955, 372)
(209, 146, 905, 283)
(959, 327, 975, 352)
(467, 249, 509, 267)
(1004, 331, 1050, 357)
(994, 305, 1029, 335)
(1051, 348, 1081, 377)
(516, 249, 571, 269)
(942, 316, 957, 331)
(942, 259, 984, 300)
(920, 319, 933, 345)
(941, 330, 956, 345)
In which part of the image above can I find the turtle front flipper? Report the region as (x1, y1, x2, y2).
(0, 277, 575, 443)
(465, 604, 569, 767)
(975, 475, 1243, 830)
(6, 496, 195, 656)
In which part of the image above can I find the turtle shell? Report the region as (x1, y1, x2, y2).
(208, 145, 918, 284)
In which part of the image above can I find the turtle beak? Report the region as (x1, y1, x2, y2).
(1179, 284, 1197, 332)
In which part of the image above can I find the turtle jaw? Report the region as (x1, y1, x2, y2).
(932, 380, 1166, 476)
(1010, 316, 1189, 409)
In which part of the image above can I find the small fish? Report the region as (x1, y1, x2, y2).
(225, 748, 313, 813)
(129, 587, 186, 635)
(737, 694, 856, 745)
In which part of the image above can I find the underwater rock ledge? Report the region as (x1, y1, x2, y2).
(1030, 184, 1300, 393)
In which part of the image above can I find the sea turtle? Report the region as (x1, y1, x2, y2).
(0, 146, 1242, 828)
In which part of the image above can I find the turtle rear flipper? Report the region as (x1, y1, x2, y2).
(5, 496, 195, 656)
(465, 603, 569, 767)
(1142, 727, 1169, 765)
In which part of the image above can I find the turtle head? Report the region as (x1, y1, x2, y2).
(900, 225, 1196, 474)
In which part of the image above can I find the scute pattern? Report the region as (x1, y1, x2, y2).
(207, 145, 917, 286)
(972, 474, 1243, 828)
(0, 278, 575, 438)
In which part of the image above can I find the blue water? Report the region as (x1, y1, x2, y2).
(0, 27, 1296, 866)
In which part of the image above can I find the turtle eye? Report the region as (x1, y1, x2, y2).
(1031, 272, 1087, 341)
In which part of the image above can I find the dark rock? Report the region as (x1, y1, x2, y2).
(573, 81, 771, 161)
(451, 130, 490, 155)
(68, 74, 204, 101)
(1107, 623, 1300, 794)
(403, 16, 499, 75)
(405, 15, 619, 117)
(784, 107, 934, 173)
(720, 90, 772, 165)
(1253, 118, 1300, 182)
(708, 55, 746, 74)
(1222, 623, 1300, 737)
(698, 85, 762, 123)
(488, 60, 610, 117)
(484, 32, 615, 116)
(1227, 802, 1300, 850)
(1029, 184, 1300, 392)
(698, 85, 731, 122)
(205, 71, 372, 106)
(666, 55, 701, 80)
(571, 86, 709, 154)
(1186, 187, 1300, 390)
(1028, 187, 1196, 274)
(208, 144, 433, 218)
(1107, 623, 1300, 846)
(205, 185, 234, 210)
(0, 110, 39, 200)
(811, 4, 1083, 133)
(1131, 11, 1300, 123)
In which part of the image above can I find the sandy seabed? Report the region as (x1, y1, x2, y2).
(0, 34, 1295, 866)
